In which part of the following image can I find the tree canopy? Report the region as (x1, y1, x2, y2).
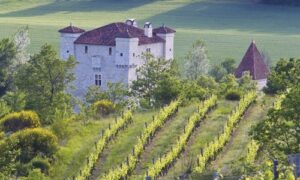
(15, 44, 76, 124)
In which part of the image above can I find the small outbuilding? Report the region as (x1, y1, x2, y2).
(234, 40, 270, 89)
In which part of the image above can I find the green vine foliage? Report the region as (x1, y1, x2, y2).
(193, 91, 257, 174)
(101, 99, 181, 180)
(146, 95, 217, 178)
(74, 110, 133, 180)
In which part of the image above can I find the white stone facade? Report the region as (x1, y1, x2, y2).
(59, 21, 175, 98)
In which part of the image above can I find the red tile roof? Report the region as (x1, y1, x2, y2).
(234, 41, 270, 80)
(153, 26, 176, 34)
(58, 25, 85, 34)
(74, 22, 169, 46)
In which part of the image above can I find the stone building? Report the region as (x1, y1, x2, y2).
(58, 19, 175, 98)
(235, 41, 270, 89)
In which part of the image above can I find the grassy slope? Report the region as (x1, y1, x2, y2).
(89, 110, 158, 179)
(130, 102, 199, 178)
(208, 94, 274, 176)
(50, 117, 114, 179)
(161, 99, 238, 179)
(1, 0, 300, 66)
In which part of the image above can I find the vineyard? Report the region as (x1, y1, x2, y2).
(48, 91, 281, 180)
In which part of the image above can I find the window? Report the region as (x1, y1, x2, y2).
(95, 74, 101, 86)
(120, 53, 123, 57)
(67, 50, 69, 53)
(133, 53, 135, 57)
(146, 48, 151, 53)
(109, 47, 112, 55)
(85, 46, 88, 54)
(169, 48, 172, 52)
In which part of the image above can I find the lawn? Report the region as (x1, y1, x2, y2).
(50, 116, 114, 179)
(1, 0, 300, 66)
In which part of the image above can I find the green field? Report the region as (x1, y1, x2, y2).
(1, 0, 300, 66)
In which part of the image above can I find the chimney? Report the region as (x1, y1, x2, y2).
(144, 22, 152, 38)
(125, 19, 138, 27)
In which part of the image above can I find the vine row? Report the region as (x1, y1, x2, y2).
(74, 110, 133, 180)
(101, 99, 181, 180)
(244, 93, 285, 166)
(193, 91, 257, 173)
(146, 95, 218, 179)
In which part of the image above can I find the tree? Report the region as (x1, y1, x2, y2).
(239, 72, 257, 91)
(131, 53, 172, 106)
(251, 86, 300, 159)
(13, 26, 30, 67)
(0, 38, 16, 96)
(2, 90, 26, 112)
(153, 74, 181, 105)
(209, 64, 227, 82)
(264, 58, 300, 94)
(15, 45, 76, 124)
(85, 82, 128, 112)
(184, 40, 209, 80)
(85, 85, 109, 104)
(261, 0, 300, 5)
(221, 58, 236, 74)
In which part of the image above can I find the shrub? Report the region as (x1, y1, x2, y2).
(23, 169, 49, 180)
(93, 100, 116, 116)
(0, 111, 40, 133)
(10, 128, 58, 163)
(31, 158, 50, 175)
(225, 89, 241, 101)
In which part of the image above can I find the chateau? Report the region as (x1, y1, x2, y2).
(59, 19, 175, 97)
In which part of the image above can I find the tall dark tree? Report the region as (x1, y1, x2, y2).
(264, 58, 300, 94)
(251, 86, 300, 159)
(15, 44, 76, 124)
(0, 38, 16, 96)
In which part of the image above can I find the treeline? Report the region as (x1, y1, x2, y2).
(260, 0, 300, 5)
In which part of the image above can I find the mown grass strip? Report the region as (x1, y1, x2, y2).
(74, 110, 133, 180)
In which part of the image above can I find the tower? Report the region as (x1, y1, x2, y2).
(154, 25, 176, 60)
(115, 30, 139, 84)
(58, 24, 85, 60)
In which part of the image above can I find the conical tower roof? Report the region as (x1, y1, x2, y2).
(234, 41, 269, 80)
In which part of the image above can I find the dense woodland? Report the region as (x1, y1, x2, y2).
(0, 25, 299, 180)
(260, 0, 300, 5)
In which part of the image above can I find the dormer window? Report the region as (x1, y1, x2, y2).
(85, 46, 88, 54)
(109, 47, 112, 55)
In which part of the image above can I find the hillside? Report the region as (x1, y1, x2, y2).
(1, 0, 300, 65)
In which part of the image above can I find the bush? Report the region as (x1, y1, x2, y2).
(23, 169, 49, 180)
(225, 89, 241, 101)
(93, 100, 116, 116)
(31, 158, 50, 175)
(10, 128, 58, 163)
(0, 111, 40, 133)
